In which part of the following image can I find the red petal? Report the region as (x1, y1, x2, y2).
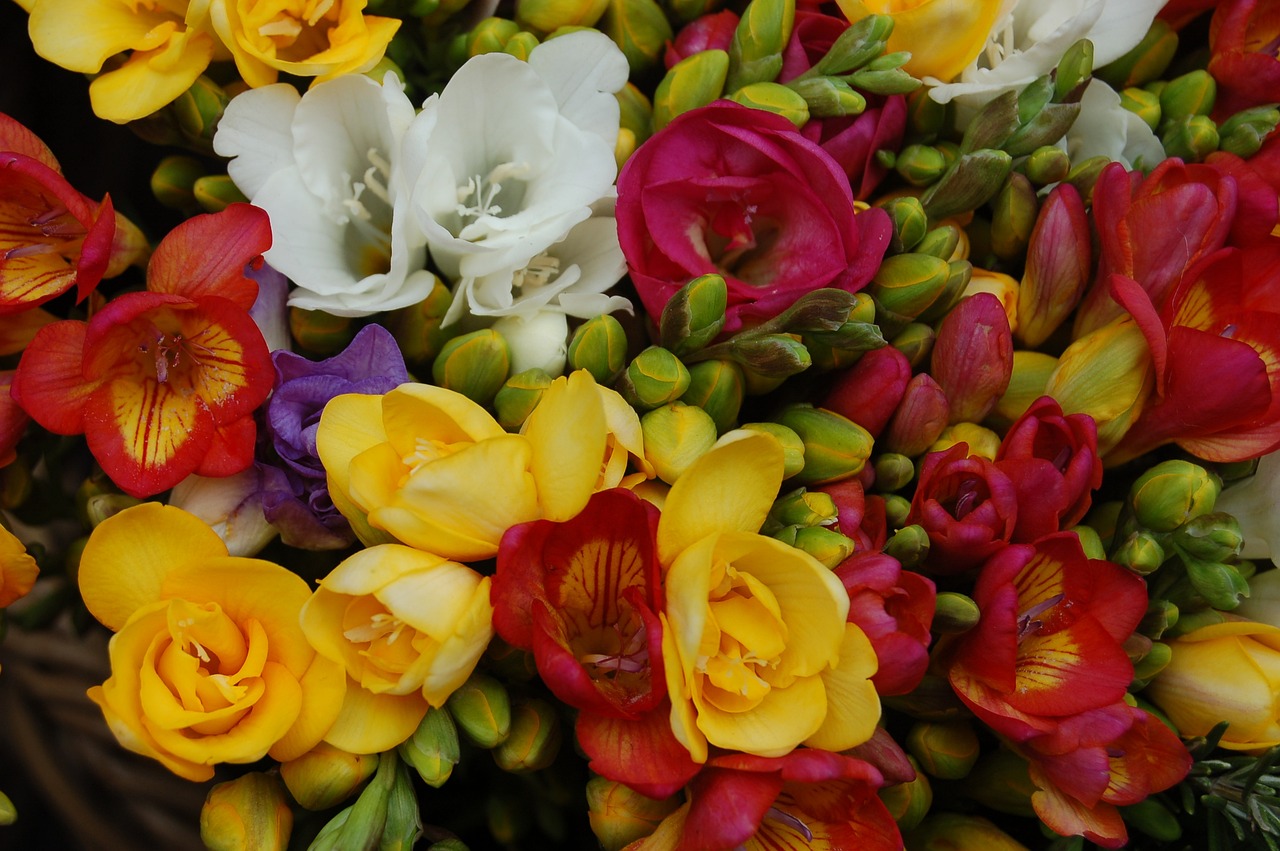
(1030, 764, 1129, 848)
(576, 706, 702, 800)
(194, 415, 257, 478)
(147, 204, 270, 309)
(679, 765, 783, 851)
(11, 319, 97, 434)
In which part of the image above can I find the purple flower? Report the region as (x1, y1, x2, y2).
(258, 324, 410, 548)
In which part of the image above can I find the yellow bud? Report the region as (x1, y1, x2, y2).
(492, 698, 563, 772)
(681, 359, 745, 434)
(494, 368, 554, 431)
(960, 269, 1017, 333)
(653, 50, 730, 131)
(929, 423, 1000, 461)
(433, 329, 511, 405)
(516, 0, 609, 33)
(281, 743, 379, 811)
(907, 721, 980, 780)
(987, 350, 1057, 430)
(587, 776, 681, 851)
(200, 773, 292, 851)
(503, 31, 541, 60)
(193, 175, 249, 213)
(1044, 319, 1154, 456)
(641, 402, 719, 484)
(725, 81, 810, 128)
(447, 671, 512, 748)
(599, 0, 673, 73)
(774, 404, 873, 485)
(740, 422, 806, 478)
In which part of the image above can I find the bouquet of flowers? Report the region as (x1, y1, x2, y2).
(2, 0, 1280, 848)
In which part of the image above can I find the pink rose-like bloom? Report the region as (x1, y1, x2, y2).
(836, 552, 936, 696)
(617, 102, 891, 334)
(907, 443, 1019, 575)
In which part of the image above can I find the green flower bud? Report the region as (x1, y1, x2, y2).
(913, 224, 962, 261)
(1219, 105, 1280, 159)
(907, 720, 980, 780)
(1185, 558, 1249, 611)
(516, 0, 608, 33)
(906, 87, 947, 140)
(1121, 796, 1182, 843)
(288, 310, 355, 358)
(502, 31, 541, 60)
(769, 488, 838, 528)
(380, 761, 424, 851)
(1162, 114, 1220, 163)
(1110, 530, 1166, 576)
(880, 195, 928, 254)
(1071, 524, 1106, 560)
(83, 493, 144, 528)
(151, 155, 206, 213)
(964, 748, 1036, 818)
(1054, 39, 1094, 102)
(1160, 70, 1216, 123)
(1139, 598, 1179, 639)
(802, 319, 886, 362)
(870, 253, 950, 320)
(906, 813, 1030, 851)
(1064, 154, 1110, 202)
(725, 81, 810, 128)
(846, 66, 921, 96)
(619, 347, 692, 411)
(873, 452, 915, 492)
(1131, 640, 1172, 683)
(493, 697, 563, 773)
(990, 173, 1037, 263)
(894, 144, 947, 187)
(1172, 512, 1244, 564)
(447, 671, 512, 748)
(680, 359, 745, 433)
(889, 322, 935, 369)
(652, 50, 730, 131)
(586, 776, 681, 851)
(1021, 145, 1070, 186)
(666, 0, 719, 23)
(1130, 459, 1221, 532)
(617, 82, 654, 149)
(741, 422, 806, 478)
(961, 90, 1020, 153)
(384, 286, 453, 372)
(774, 404, 873, 485)
(789, 76, 866, 119)
(192, 174, 249, 214)
(1120, 86, 1162, 131)
(883, 523, 930, 570)
(567, 314, 628, 384)
(599, 0, 673, 73)
(281, 743, 378, 810)
(200, 773, 292, 851)
(881, 493, 910, 530)
(932, 590, 980, 634)
(789, 525, 855, 568)
(642, 402, 719, 484)
(728, 333, 811, 378)
(660, 273, 728, 355)
(987, 350, 1056, 430)
(1097, 19, 1177, 89)
(0, 792, 13, 826)
(726, 0, 795, 91)
(467, 16, 521, 55)
(494, 368, 553, 431)
(879, 756, 932, 833)
(433, 329, 510, 405)
(172, 76, 230, 147)
(1167, 606, 1227, 637)
(809, 13, 892, 77)
(921, 149, 1013, 220)
(400, 706, 460, 788)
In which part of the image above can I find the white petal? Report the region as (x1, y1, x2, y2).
(527, 30, 628, 148)
(214, 85, 302, 198)
(1067, 79, 1164, 171)
(492, 310, 569, 375)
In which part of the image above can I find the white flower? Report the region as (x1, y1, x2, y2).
(492, 310, 571, 376)
(213, 73, 437, 317)
(927, 0, 1166, 118)
(1063, 78, 1165, 171)
(1217, 452, 1280, 563)
(169, 469, 277, 557)
(405, 30, 628, 283)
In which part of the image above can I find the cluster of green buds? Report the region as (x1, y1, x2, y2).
(307, 751, 424, 851)
(761, 486, 854, 567)
(865, 205, 971, 337)
(654, 7, 918, 134)
(443, 671, 564, 773)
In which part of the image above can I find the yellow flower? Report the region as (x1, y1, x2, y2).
(657, 431, 881, 763)
(1146, 621, 1280, 750)
(0, 525, 39, 609)
(300, 544, 493, 754)
(208, 0, 400, 89)
(78, 503, 345, 781)
(318, 370, 646, 561)
(834, 0, 1004, 83)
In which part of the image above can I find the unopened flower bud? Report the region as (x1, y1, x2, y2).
(280, 744, 378, 811)
(1218, 106, 1280, 158)
(151, 155, 205, 212)
(653, 51, 730, 131)
(1185, 558, 1250, 611)
(1015, 183, 1089, 349)
(725, 0, 794, 91)
(774, 404, 873, 485)
(913, 225, 961, 261)
(907, 720, 980, 780)
(894, 144, 947, 186)
(810, 12, 892, 76)
(642, 402, 719, 484)
(680, 359, 744, 433)
(769, 488, 838, 528)
(1160, 70, 1216, 123)
(873, 452, 915, 492)
(869, 253, 950, 318)
(400, 706, 460, 788)
(617, 82, 653, 149)
(1111, 530, 1166, 575)
(728, 333, 811, 378)
(494, 368, 553, 431)
(883, 373, 949, 457)
(200, 773, 292, 851)
(1022, 145, 1070, 186)
(290, 308, 355, 357)
(1119, 86, 1162, 131)
(1130, 460, 1220, 532)
(1071, 524, 1106, 560)
(802, 321, 886, 371)
(726, 82, 809, 128)
(619, 347, 692, 411)
(880, 196, 928, 254)
(384, 281, 453, 369)
(990, 173, 1037, 263)
(921, 149, 1013, 220)
(883, 523, 930, 570)
(1173, 512, 1244, 564)
(879, 756, 932, 832)
(931, 293, 1012, 424)
(193, 174, 249, 213)
(0, 792, 13, 826)
(929, 423, 1000, 460)
(500, 31, 539, 59)
(447, 671, 512, 748)
(660, 273, 728, 355)
(516, 0, 608, 32)
(906, 813, 1030, 851)
(466, 17, 520, 55)
(1162, 114, 1219, 162)
(789, 525, 856, 568)
(1064, 154, 1110, 202)
(1139, 599, 1179, 639)
(988, 351, 1057, 429)
(493, 698, 562, 773)
(1131, 639, 1172, 684)
(883, 493, 911, 529)
(790, 76, 866, 119)
(600, 0, 673, 74)
(172, 76, 229, 147)
(932, 590, 981, 633)
(1097, 18, 1177, 89)
(906, 87, 947, 139)
(586, 776, 680, 851)
(1054, 38, 1093, 101)
(741, 422, 806, 478)
(964, 748, 1035, 817)
(433, 329, 510, 405)
(846, 66, 920, 96)
(83, 493, 143, 528)
(567, 314, 628, 384)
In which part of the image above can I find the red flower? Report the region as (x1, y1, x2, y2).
(834, 552, 935, 696)
(816, 477, 888, 554)
(818, 345, 911, 438)
(11, 205, 273, 497)
(944, 534, 1147, 744)
(906, 443, 1019, 575)
(664, 10, 738, 67)
(616, 102, 891, 335)
(492, 488, 699, 798)
(1208, 0, 1280, 118)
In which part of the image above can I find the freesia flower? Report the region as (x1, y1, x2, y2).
(1, 112, 146, 313)
(835, 553, 936, 696)
(659, 431, 881, 762)
(214, 72, 435, 317)
(300, 544, 494, 753)
(1217, 452, 1280, 560)
(833, 0, 1005, 83)
(0, 523, 39, 608)
(1062, 79, 1165, 172)
(78, 503, 345, 781)
(168, 468, 277, 557)
(1207, 0, 1280, 118)
(260, 324, 409, 549)
(407, 31, 627, 283)
(11, 204, 274, 497)
(906, 443, 1019, 575)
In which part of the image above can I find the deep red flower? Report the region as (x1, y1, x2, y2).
(1208, 0, 1280, 118)
(616, 102, 891, 335)
(834, 552, 935, 696)
(664, 10, 738, 67)
(816, 477, 888, 554)
(818, 344, 911, 438)
(906, 443, 1019, 575)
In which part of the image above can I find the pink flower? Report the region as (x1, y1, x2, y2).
(906, 444, 1019, 575)
(835, 553, 936, 696)
(616, 102, 891, 335)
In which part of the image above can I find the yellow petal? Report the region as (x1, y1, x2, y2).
(525, 370, 607, 521)
(657, 430, 784, 565)
(836, 0, 1004, 82)
(317, 393, 399, 547)
(323, 680, 430, 754)
(87, 29, 216, 123)
(79, 503, 227, 631)
(804, 624, 881, 751)
(694, 668, 827, 757)
(661, 614, 707, 764)
(300, 586, 367, 675)
(381, 383, 507, 453)
(30, 0, 177, 73)
(270, 653, 347, 763)
(322, 544, 449, 598)
(419, 582, 493, 707)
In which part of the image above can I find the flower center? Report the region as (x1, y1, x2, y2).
(512, 253, 560, 292)
(697, 565, 788, 712)
(2, 201, 85, 262)
(454, 161, 532, 230)
(344, 611, 408, 645)
(338, 147, 394, 278)
(137, 325, 217, 384)
(577, 617, 650, 678)
(248, 0, 338, 59)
